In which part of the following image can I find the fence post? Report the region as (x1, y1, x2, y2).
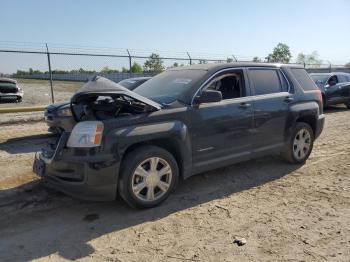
(126, 49, 132, 74)
(46, 43, 54, 104)
(329, 63, 332, 73)
(187, 52, 192, 65)
(303, 62, 306, 68)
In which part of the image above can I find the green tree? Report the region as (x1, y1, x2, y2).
(199, 59, 207, 64)
(296, 51, 322, 67)
(131, 62, 143, 73)
(101, 66, 111, 74)
(143, 53, 165, 73)
(252, 57, 261, 62)
(173, 62, 179, 67)
(266, 43, 292, 63)
(226, 57, 233, 63)
(121, 67, 129, 73)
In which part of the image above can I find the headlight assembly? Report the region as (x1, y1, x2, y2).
(67, 121, 104, 148)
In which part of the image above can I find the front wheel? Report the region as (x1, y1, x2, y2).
(118, 146, 179, 208)
(283, 123, 314, 164)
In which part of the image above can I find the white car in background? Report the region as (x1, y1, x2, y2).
(0, 78, 24, 102)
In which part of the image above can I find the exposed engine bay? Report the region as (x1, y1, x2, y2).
(72, 94, 156, 121)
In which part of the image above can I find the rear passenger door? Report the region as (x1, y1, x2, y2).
(248, 68, 291, 153)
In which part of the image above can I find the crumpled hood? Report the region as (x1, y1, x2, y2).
(72, 76, 161, 110)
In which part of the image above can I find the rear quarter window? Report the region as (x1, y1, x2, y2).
(291, 68, 318, 91)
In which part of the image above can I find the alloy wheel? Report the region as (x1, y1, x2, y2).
(293, 128, 311, 161)
(131, 157, 172, 202)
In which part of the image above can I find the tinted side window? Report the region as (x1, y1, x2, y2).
(290, 68, 318, 90)
(337, 75, 348, 83)
(249, 69, 282, 95)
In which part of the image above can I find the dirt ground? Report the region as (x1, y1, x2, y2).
(0, 79, 82, 125)
(0, 106, 349, 261)
(0, 79, 82, 108)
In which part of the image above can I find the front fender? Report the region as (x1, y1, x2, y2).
(104, 121, 192, 178)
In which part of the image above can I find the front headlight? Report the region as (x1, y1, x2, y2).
(57, 107, 72, 117)
(67, 121, 104, 148)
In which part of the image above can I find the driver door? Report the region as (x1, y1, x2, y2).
(190, 69, 254, 174)
(326, 75, 343, 103)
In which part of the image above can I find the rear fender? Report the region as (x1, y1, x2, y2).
(285, 101, 319, 139)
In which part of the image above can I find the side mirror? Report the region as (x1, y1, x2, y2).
(196, 90, 222, 104)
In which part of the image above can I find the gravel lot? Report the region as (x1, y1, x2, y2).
(0, 106, 349, 261)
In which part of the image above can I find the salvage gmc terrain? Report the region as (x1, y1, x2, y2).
(33, 63, 325, 208)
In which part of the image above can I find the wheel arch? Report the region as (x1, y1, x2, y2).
(112, 121, 192, 180)
(286, 102, 320, 139)
(121, 138, 186, 178)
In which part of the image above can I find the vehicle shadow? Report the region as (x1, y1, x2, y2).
(0, 134, 55, 154)
(323, 105, 348, 114)
(0, 156, 302, 261)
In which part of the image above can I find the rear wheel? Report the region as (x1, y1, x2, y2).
(118, 146, 179, 208)
(345, 101, 350, 109)
(283, 123, 314, 164)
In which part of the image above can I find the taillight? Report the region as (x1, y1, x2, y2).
(315, 89, 322, 102)
(315, 89, 323, 113)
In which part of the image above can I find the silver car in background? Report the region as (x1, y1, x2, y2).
(0, 78, 24, 102)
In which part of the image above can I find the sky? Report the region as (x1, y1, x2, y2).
(0, 0, 349, 73)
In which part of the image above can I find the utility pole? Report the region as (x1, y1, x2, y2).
(46, 43, 54, 104)
(127, 49, 132, 74)
(187, 52, 192, 65)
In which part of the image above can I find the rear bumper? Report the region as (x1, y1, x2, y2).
(33, 133, 120, 201)
(315, 114, 325, 139)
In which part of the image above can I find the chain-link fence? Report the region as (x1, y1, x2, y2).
(0, 41, 348, 108)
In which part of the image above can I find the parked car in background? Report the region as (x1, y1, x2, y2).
(45, 76, 152, 133)
(34, 63, 325, 208)
(0, 78, 23, 102)
(310, 72, 350, 108)
(117, 77, 152, 90)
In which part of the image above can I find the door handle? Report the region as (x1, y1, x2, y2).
(284, 96, 294, 103)
(239, 102, 251, 109)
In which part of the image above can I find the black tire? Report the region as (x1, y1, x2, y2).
(283, 122, 314, 164)
(322, 95, 327, 109)
(118, 145, 179, 209)
(345, 101, 350, 109)
(17, 97, 22, 103)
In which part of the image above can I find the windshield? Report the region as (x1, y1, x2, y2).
(133, 70, 206, 104)
(310, 74, 330, 85)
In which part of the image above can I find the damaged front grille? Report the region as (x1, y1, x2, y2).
(41, 133, 70, 160)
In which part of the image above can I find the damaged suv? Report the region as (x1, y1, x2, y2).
(34, 63, 325, 208)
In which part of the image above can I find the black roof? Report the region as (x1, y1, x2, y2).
(169, 62, 303, 73)
(309, 72, 350, 76)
